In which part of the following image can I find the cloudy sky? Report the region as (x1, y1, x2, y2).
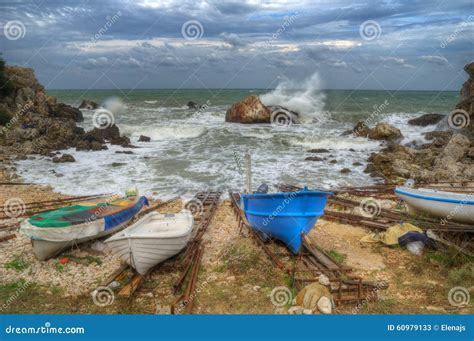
(0, 0, 472, 90)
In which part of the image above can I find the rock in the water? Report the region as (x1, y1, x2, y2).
(408, 113, 444, 126)
(329, 159, 338, 164)
(340, 168, 351, 173)
(111, 162, 126, 167)
(305, 156, 324, 161)
(353, 161, 363, 166)
(368, 122, 403, 141)
(308, 148, 330, 153)
(138, 135, 151, 142)
(52, 154, 75, 163)
(225, 96, 271, 123)
(78, 99, 98, 110)
(187, 101, 199, 109)
(347, 121, 403, 141)
(115, 150, 134, 154)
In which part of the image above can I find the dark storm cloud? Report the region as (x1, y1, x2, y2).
(0, 0, 472, 89)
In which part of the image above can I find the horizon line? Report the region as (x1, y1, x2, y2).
(46, 88, 459, 92)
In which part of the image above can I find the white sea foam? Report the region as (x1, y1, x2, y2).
(260, 72, 326, 122)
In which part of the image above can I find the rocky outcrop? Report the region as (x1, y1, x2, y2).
(225, 96, 271, 123)
(367, 123, 403, 141)
(76, 125, 130, 151)
(366, 133, 473, 182)
(138, 135, 151, 142)
(0, 65, 130, 156)
(455, 62, 474, 132)
(78, 99, 98, 110)
(408, 113, 444, 126)
(346, 121, 402, 141)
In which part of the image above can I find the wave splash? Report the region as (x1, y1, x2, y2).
(260, 72, 326, 122)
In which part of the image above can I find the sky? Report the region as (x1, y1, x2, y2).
(0, 0, 473, 90)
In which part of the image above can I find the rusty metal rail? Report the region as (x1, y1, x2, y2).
(229, 191, 387, 307)
(172, 190, 222, 314)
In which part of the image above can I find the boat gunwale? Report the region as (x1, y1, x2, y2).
(241, 189, 333, 199)
(395, 187, 474, 205)
(105, 211, 194, 242)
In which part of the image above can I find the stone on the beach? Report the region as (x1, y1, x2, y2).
(138, 135, 151, 142)
(317, 296, 332, 314)
(52, 154, 75, 163)
(295, 283, 332, 313)
(225, 95, 271, 123)
(78, 99, 98, 110)
(318, 274, 330, 286)
(368, 122, 403, 141)
(408, 113, 444, 126)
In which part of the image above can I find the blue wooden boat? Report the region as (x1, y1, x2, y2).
(240, 187, 332, 254)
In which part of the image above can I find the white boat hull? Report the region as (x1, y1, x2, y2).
(395, 187, 474, 225)
(105, 211, 193, 275)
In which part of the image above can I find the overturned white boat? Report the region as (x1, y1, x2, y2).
(395, 186, 474, 225)
(104, 210, 193, 275)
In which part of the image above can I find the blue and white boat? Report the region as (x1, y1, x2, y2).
(240, 187, 333, 254)
(395, 186, 474, 225)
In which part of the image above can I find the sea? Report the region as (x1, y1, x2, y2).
(15, 85, 459, 199)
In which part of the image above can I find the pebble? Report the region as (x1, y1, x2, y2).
(253, 285, 261, 292)
(226, 276, 236, 281)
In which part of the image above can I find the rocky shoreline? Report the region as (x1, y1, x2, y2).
(0, 62, 473, 186)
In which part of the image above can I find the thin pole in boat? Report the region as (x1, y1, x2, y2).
(245, 152, 251, 194)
